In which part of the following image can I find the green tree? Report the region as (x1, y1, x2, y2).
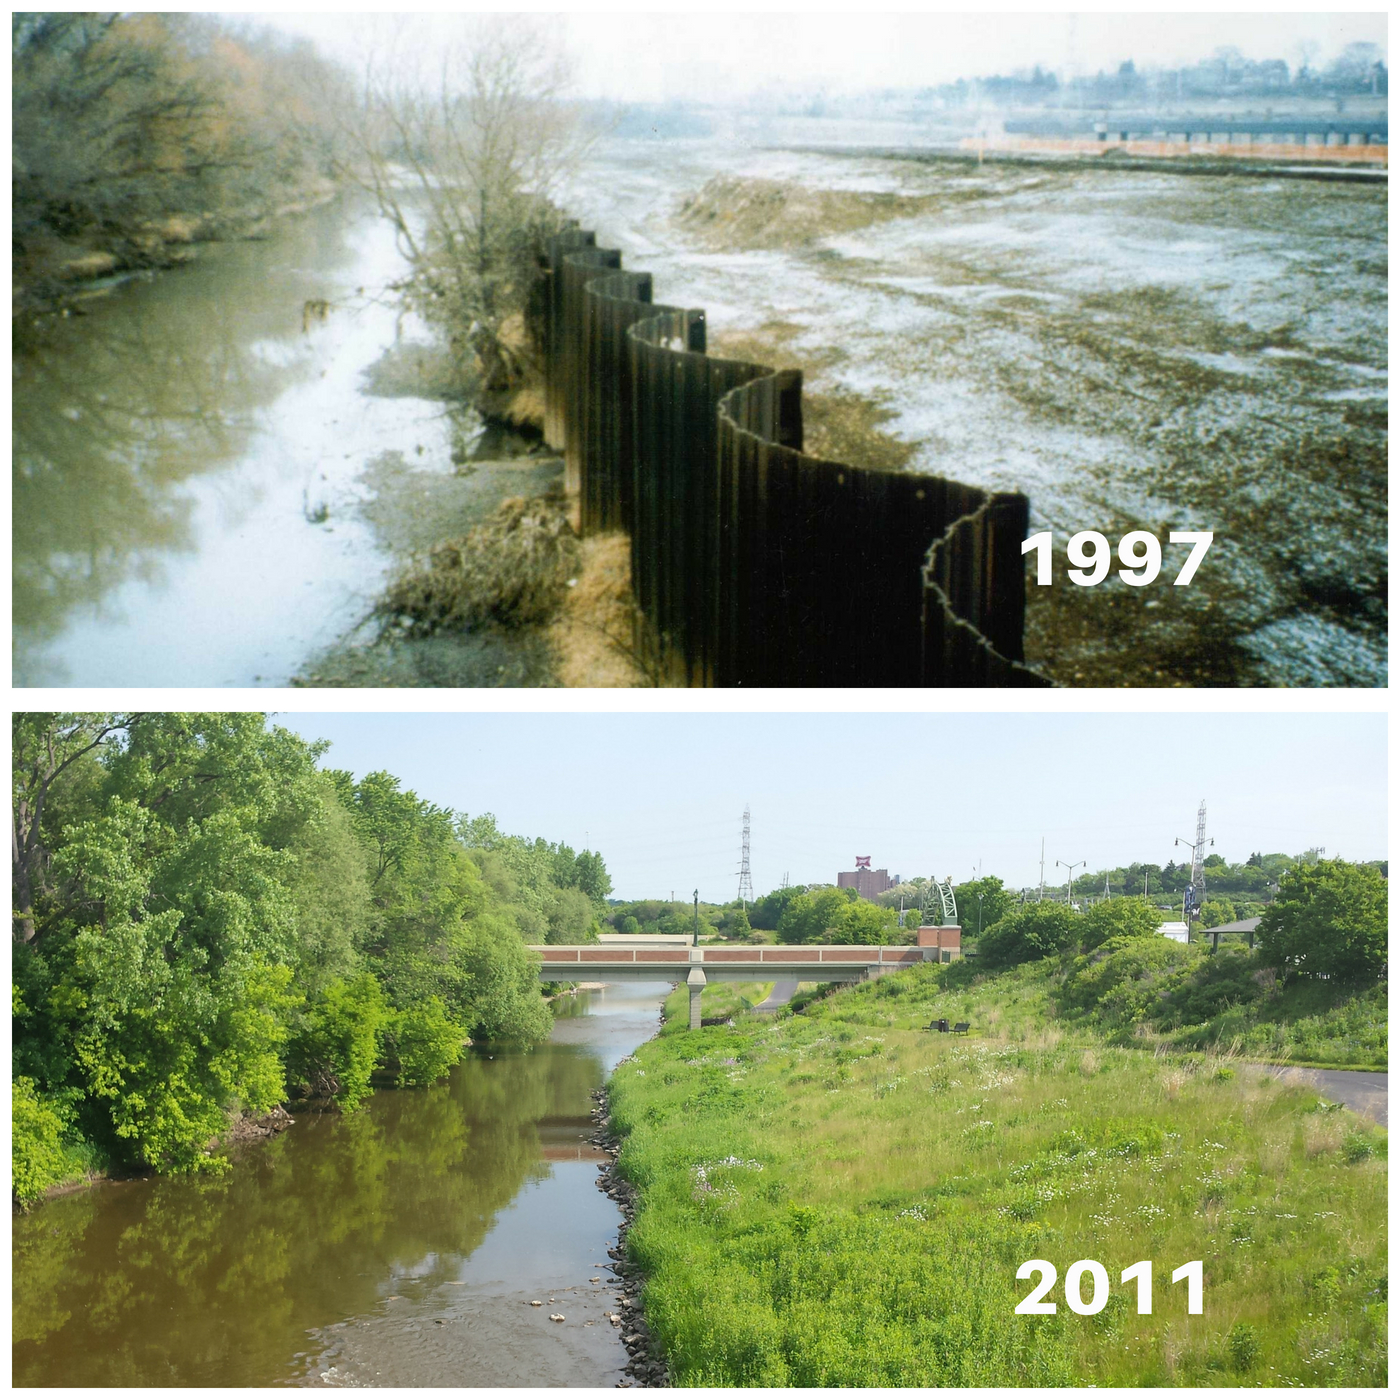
(387, 997, 465, 1087)
(777, 887, 859, 944)
(830, 901, 900, 945)
(569, 849, 613, 903)
(1199, 898, 1238, 930)
(545, 886, 597, 944)
(288, 973, 389, 1108)
(1256, 859, 1386, 982)
(283, 773, 373, 997)
(977, 903, 1080, 970)
(12, 712, 130, 945)
(953, 876, 1015, 935)
(344, 769, 454, 888)
(750, 885, 807, 931)
(12, 1077, 71, 1207)
(1080, 896, 1162, 951)
(45, 791, 302, 1172)
(13, 712, 566, 1180)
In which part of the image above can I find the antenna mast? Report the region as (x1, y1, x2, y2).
(736, 804, 754, 907)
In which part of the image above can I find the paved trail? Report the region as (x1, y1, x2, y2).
(1248, 1065, 1387, 1127)
(753, 980, 800, 1013)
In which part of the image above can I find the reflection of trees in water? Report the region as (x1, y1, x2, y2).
(11, 1044, 605, 1387)
(11, 205, 359, 653)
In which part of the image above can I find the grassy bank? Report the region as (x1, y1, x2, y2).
(608, 963, 1386, 1386)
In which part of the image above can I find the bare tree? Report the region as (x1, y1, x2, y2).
(344, 17, 593, 400)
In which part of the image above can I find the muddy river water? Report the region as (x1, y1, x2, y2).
(13, 125, 1387, 686)
(11, 982, 671, 1387)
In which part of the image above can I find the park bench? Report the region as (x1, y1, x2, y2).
(952, 1022, 970, 1034)
(921, 1019, 951, 1033)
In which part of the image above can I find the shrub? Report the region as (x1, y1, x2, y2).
(12, 1077, 72, 1206)
(1080, 896, 1162, 951)
(1059, 936, 1199, 1025)
(977, 903, 1079, 970)
(389, 997, 466, 1086)
(289, 973, 389, 1108)
(1228, 1322, 1259, 1371)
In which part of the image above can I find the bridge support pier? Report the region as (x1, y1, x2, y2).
(687, 967, 707, 1030)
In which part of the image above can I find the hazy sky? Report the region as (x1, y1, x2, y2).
(250, 10, 1387, 102)
(275, 711, 1386, 901)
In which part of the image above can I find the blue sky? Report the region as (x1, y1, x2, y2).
(276, 712, 1385, 902)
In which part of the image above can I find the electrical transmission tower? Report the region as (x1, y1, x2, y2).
(736, 804, 754, 907)
(1174, 799, 1214, 941)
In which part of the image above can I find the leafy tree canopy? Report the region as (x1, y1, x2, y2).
(1256, 859, 1386, 983)
(1080, 896, 1163, 951)
(12, 712, 573, 1198)
(977, 902, 1080, 970)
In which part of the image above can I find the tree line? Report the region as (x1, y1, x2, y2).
(723, 855, 1385, 977)
(13, 13, 353, 312)
(14, 13, 591, 415)
(12, 713, 610, 1203)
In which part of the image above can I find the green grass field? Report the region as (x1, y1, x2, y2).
(611, 963, 1386, 1386)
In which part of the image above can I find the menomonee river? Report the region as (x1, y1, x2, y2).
(11, 983, 670, 1388)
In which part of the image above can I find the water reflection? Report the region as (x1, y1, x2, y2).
(11, 982, 671, 1388)
(12, 198, 452, 686)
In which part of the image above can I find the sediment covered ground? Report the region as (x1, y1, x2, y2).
(562, 134, 1387, 686)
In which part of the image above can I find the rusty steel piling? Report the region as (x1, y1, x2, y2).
(536, 225, 1049, 687)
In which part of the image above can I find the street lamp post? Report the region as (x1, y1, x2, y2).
(1056, 859, 1085, 908)
(693, 889, 700, 948)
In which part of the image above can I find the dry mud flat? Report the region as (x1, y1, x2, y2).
(569, 142, 1387, 686)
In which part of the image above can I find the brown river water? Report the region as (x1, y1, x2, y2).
(11, 982, 671, 1387)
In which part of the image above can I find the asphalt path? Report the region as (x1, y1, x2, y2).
(1248, 1065, 1387, 1127)
(753, 980, 800, 1013)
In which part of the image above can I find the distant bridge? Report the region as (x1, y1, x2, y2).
(531, 943, 946, 1028)
(1006, 114, 1388, 144)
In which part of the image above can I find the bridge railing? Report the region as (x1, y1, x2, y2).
(537, 224, 1049, 688)
(531, 946, 928, 966)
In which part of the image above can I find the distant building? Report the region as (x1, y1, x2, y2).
(1159, 921, 1189, 943)
(837, 858, 895, 900)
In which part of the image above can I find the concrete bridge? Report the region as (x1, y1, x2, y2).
(530, 939, 956, 1028)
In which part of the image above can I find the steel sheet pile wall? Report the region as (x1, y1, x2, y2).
(539, 228, 1048, 687)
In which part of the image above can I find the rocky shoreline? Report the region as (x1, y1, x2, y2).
(589, 1085, 671, 1388)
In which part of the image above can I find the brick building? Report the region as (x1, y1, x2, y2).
(837, 857, 896, 900)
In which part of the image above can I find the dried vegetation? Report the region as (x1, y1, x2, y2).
(381, 495, 579, 635)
